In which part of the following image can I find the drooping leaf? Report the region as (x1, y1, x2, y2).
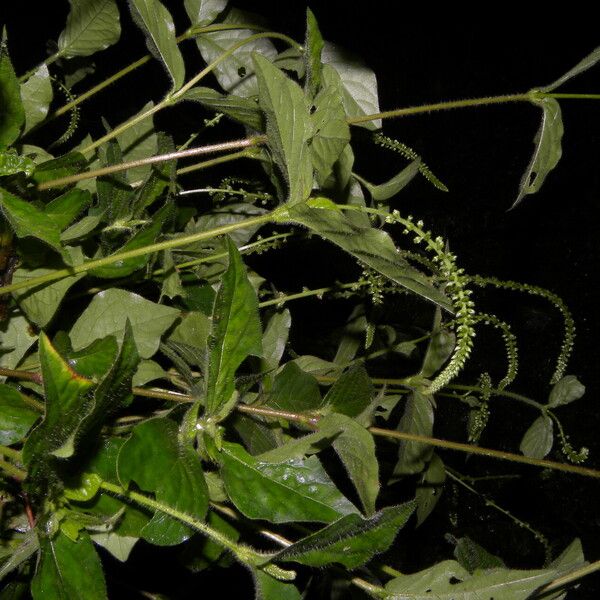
(0, 37, 25, 148)
(179, 87, 264, 131)
(89, 202, 173, 278)
(253, 54, 314, 205)
(19, 64, 53, 134)
(118, 417, 209, 545)
(304, 8, 324, 97)
(194, 8, 277, 97)
(512, 97, 563, 208)
(322, 364, 374, 418)
(184, 0, 228, 27)
(415, 453, 445, 526)
(384, 561, 560, 600)
(548, 375, 585, 408)
(58, 0, 121, 58)
(393, 391, 435, 476)
(355, 159, 420, 202)
(0, 149, 35, 177)
(129, 0, 185, 91)
(205, 238, 262, 415)
(285, 203, 453, 311)
(271, 501, 415, 569)
(0, 384, 39, 445)
(264, 362, 321, 412)
(254, 570, 302, 600)
(520, 414, 554, 459)
(310, 66, 351, 185)
(0, 186, 70, 263)
(322, 41, 381, 130)
(69, 288, 179, 359)
(31, 531, 107, 600)
(540, 46, 600, 92)
(220, 441, 358, 523)
(22, 333, 94, 465)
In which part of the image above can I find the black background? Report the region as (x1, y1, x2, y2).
(3, 1, 600, 597)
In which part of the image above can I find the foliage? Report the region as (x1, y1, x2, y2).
(0, 2, 598, 598)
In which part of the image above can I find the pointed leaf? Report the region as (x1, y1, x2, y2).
(0, 384, 39, 445)
(286, 203, 453, 311)
(118, 417, 209, 545)
(20, 64, 53, 133)
(254, 54, 314, 205)
(0, 313, 38, 370)
(205, 238, 262, 415)
(272, 501, 415, 569)
(304, 8, 324, 97)
(548, 375, 585, 408)
(415, 453, 445, 526)
(520, 415, 554, 459)
(220, 441, 358, 523)
(454, 536, 505, 573)
(357, 160, 421, 202)
(0, 149, 35, 177)
(264, 362, 321, 412)
(322, 364, 374, 418)
(513, 97, 563, 208)
(261, 308, 291, 372)
(0, 37, 24, 147)
(69, 289, 180, 358)
(31, 531, 107, 600)
(22, 333, 94, 465)
(419, 308, 456, 378)
(32, 152, 88, 188)
(58, 0, 121, 58)
(184, 0, 227, 27)
(44, 188, 91, 231)
(541, 46, 600, 92)
(129, 0, 184, 90)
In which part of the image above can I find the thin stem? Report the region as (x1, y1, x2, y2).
(0, 211, 276, 297)
(0, 444, 22, 462)
(446, 383, 544, 410)
(539, 92, 600, 100)
(347, 93, 531, 125)
(237, 404, 320, 427)
(535, 559, 600, 596)
(0, 367, 42, 385)
(37, 137, 266, 190)
(258, 280, 368, 308)
(0, 458, 25, 481)
(176, 147, 258, 175)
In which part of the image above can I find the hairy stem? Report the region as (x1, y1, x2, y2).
(0, 458, 25, 481)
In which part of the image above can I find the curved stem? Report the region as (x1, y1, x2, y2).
(445, 383, 544, 410)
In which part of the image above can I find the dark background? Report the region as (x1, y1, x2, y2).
(3, 1, 600, 597)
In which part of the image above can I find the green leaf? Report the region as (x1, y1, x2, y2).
(0, 530, 38, 583)
(419, 308, 455, 378)
(253, 54, 314, 205)
(22, 333, 94, 465)
(548, 375, 585, 408)
(89, 532, 138, 562)
(194, 8, 277, 97)
(384, 561, 559, 600)
(540, 46, 600, 92)
(513, 97, 563, 208)
(355, 160, 420, 202)
(415, 453, 445, 526)
(55, 333, 118, 380)
(118, 417, 209, 545)
(31, 531, 107, 600)
(264, 362, 321, 412)
(285, 203, 453, 311)
(325, 413, 379, 516)
(272, 501, 415, 569)
(254, 570, 302, 600)
(20, 64, 53, 133)
(96, 139, 134, 223)
(184, 0, 227, 27)
(322, 42, 381, 130)
(220, 441, 358, 523)
(89, 202, 173, 279)
(205, 238, 262, 415)
(69, 288, 179, 359)
(0, 384, 39, 445)
(132, 359, 167, 386)
(0, 186, 70, 262)
(520, 415, 553, 459)
(58, 0, 121, 58)
(310, 66, 351, 185)
(322, 365, 374, 418)
(393, 391, 435, 476)
(0, 37, 25, 147)
(0, 313, 38, 371)
(453, 536, 505, 573)
(0, 149, 35, 177)
(261, 308, 291, 372)
(129, 0, 185, 91)
(32, 152, 88, 188)
(44, 188, 92, 231)
(179, 86, 264, 131)
(304, 8, 324, 97)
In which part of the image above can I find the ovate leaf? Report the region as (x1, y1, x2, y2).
(0, 384, 39, 445)
(261, 308, 291, 373)
(69, 288, 179, 358)
(512, 97, 563, 208)
(322, 364, 374, 418)
(58, 0, 121, 58)
(264, 362, 321, 412)
(454, 536, 505, 573)
(205, 238, 262, 415)
(520, 415, 554, 459)
(272, 501, 415, 569)
(184, 0, 227, 27)
(31, 531, 107, 600)
(0, 313, 38, 370)
(129, 0, 185, 90)
(304, 8, 324, 97)
(220, 442, 358, 524)
(548, 375, 585, 407)
(254, 571, 302, 600)
(419, 308, 456, 378)
(0, 149, 35, 177)
(253, 54, 314, 205)
(0, 37, 25, 147)
(44, 188, 91, 231)
(415, 453, 445, 526)
(20, 64, 53, 133)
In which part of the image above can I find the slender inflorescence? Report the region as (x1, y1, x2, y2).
(373, 133, 449, 191)
(468, 275, 575, 384)
(49, 77, 80, 146)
